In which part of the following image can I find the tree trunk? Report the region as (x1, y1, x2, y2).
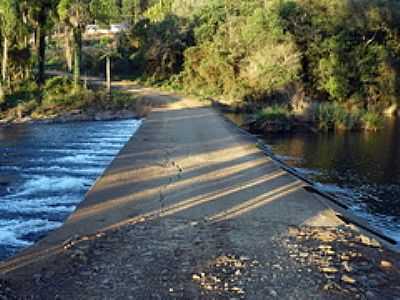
(65, 29, 73, 73)
(106, 56, 111, 96)
(0, 81, 4, 103)
(36, 4, 48, 88)
(73, 28, 82, 89)
(134, 1, 139, 23)
(37, 24, 46, 87)
(2, 36, 8, 83)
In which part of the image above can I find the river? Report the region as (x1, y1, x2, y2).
(0, 119, 141, 260)
(225, 113, 400, 244)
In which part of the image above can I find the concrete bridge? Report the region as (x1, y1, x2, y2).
(1, 87, 399, 299)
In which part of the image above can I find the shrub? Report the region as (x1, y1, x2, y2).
(251, 105, 293, 132)
(19, 100, 39, 115)
(311, 102, 385, 131)
(1, 81, 40, 110)
(42, 77, 77, 108)
(361, 111, 383, 131)
(255, 105, 291, 123)
(182, 3, 301, 102)
(130, 15, 194, 82)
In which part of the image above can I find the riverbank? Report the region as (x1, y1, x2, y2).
(0, 96, 151, 127)
(0, 75, 151, 127)
(0, 108, 139, 126)
(210, 100, 387, 134)
(1, 87, 399, 299)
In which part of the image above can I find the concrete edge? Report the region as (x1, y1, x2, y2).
(215, 104, 400, 253)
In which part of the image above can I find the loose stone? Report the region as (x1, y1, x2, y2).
(321, 267, 338, 273)
(380, 260, 393, 268)
(359, 235, 380, 248)
(341, 275, 356, 284)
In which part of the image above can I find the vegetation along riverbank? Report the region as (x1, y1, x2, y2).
(126, 0, 400, 133)
(2, 0, 400, 131)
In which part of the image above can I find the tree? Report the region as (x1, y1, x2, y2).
(1, 0, 59, 90)
(0, 0, 18, 85)
(30, 0, 60, 86)
(99, 36, 120, 95)
(58, 0, 92, 89)
(58, 0, 118, 89)
(122, 0, 141, 23)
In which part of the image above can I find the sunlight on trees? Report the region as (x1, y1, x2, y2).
(1, 0, 400, 129)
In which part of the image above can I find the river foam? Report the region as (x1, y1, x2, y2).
(0, 119, 142, 260)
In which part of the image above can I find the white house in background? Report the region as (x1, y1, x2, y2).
(86, 24, 99, 34)
(110, 23, 129, 33)
(85, 23, 129, 35)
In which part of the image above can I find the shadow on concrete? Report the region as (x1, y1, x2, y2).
(0, 97, 336, 279)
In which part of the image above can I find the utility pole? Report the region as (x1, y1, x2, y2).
(2, 36, 8, 83)
(106, 55, 111, 96)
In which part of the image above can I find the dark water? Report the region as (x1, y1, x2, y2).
(0, 119, 142, 260)
(225, 113, 400, 243)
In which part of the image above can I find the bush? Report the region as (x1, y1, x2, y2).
(130, 15, 195, 82)
(181, 3, 301, 102)
(42, 77, 77, 108)
(361, 111, 383, 131)
(250, 105, 293, 132)
(255, 105, 291, 123)
(19, 100, 39, 115)
(0, 81, 40, 110)
(311, 102, 384, 131)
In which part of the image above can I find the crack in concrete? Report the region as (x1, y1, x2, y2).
(158, 144, 184, 219)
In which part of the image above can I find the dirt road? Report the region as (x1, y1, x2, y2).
(1, 89, 399, 299)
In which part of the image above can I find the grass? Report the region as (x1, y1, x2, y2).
(249, 102, 385, 133)
(312, 103, 383, 131)
(361, 111, 383, 131)
(255, 105, 291, 123)
(0, 76, 146, 122)
(251, 105, 293, 132)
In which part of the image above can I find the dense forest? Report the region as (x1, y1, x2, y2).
(1, 0, 400, 130)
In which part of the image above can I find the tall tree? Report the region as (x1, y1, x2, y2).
(0, 0, 18, 85)
(31, 0, 59, 86)
(122, 0, 142, 23)
(58, 0, 117, 88)
(58, 0, 92, 89)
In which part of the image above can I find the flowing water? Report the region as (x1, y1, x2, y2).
(0, 119, 142, 260)
(225, 113, 400, 244)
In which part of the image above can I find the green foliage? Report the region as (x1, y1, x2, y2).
(105, 90, 137, 109)
(278, 0, 400, 108)
(124, 0, 400, 115)
(313, 103, 355, 131)
(255, 105, 291, 123)
(311, 102, 383, 131)
(361, 111, 383, 131)
(0, 80, 40, 110)
(181, 1, 300, 101)
(190, 0, 227, 43)
(1, 0, 398, 132)
(90, 0, 119, 23)
(43, 76, 137, 110)
(42, 76, 76, 107)
(123, 0, 399, 131)
(144, 0, 173, 22)
(0, 0, 19, 36)
(130, 14, 194, 81)
(252, 105, 293, 132)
